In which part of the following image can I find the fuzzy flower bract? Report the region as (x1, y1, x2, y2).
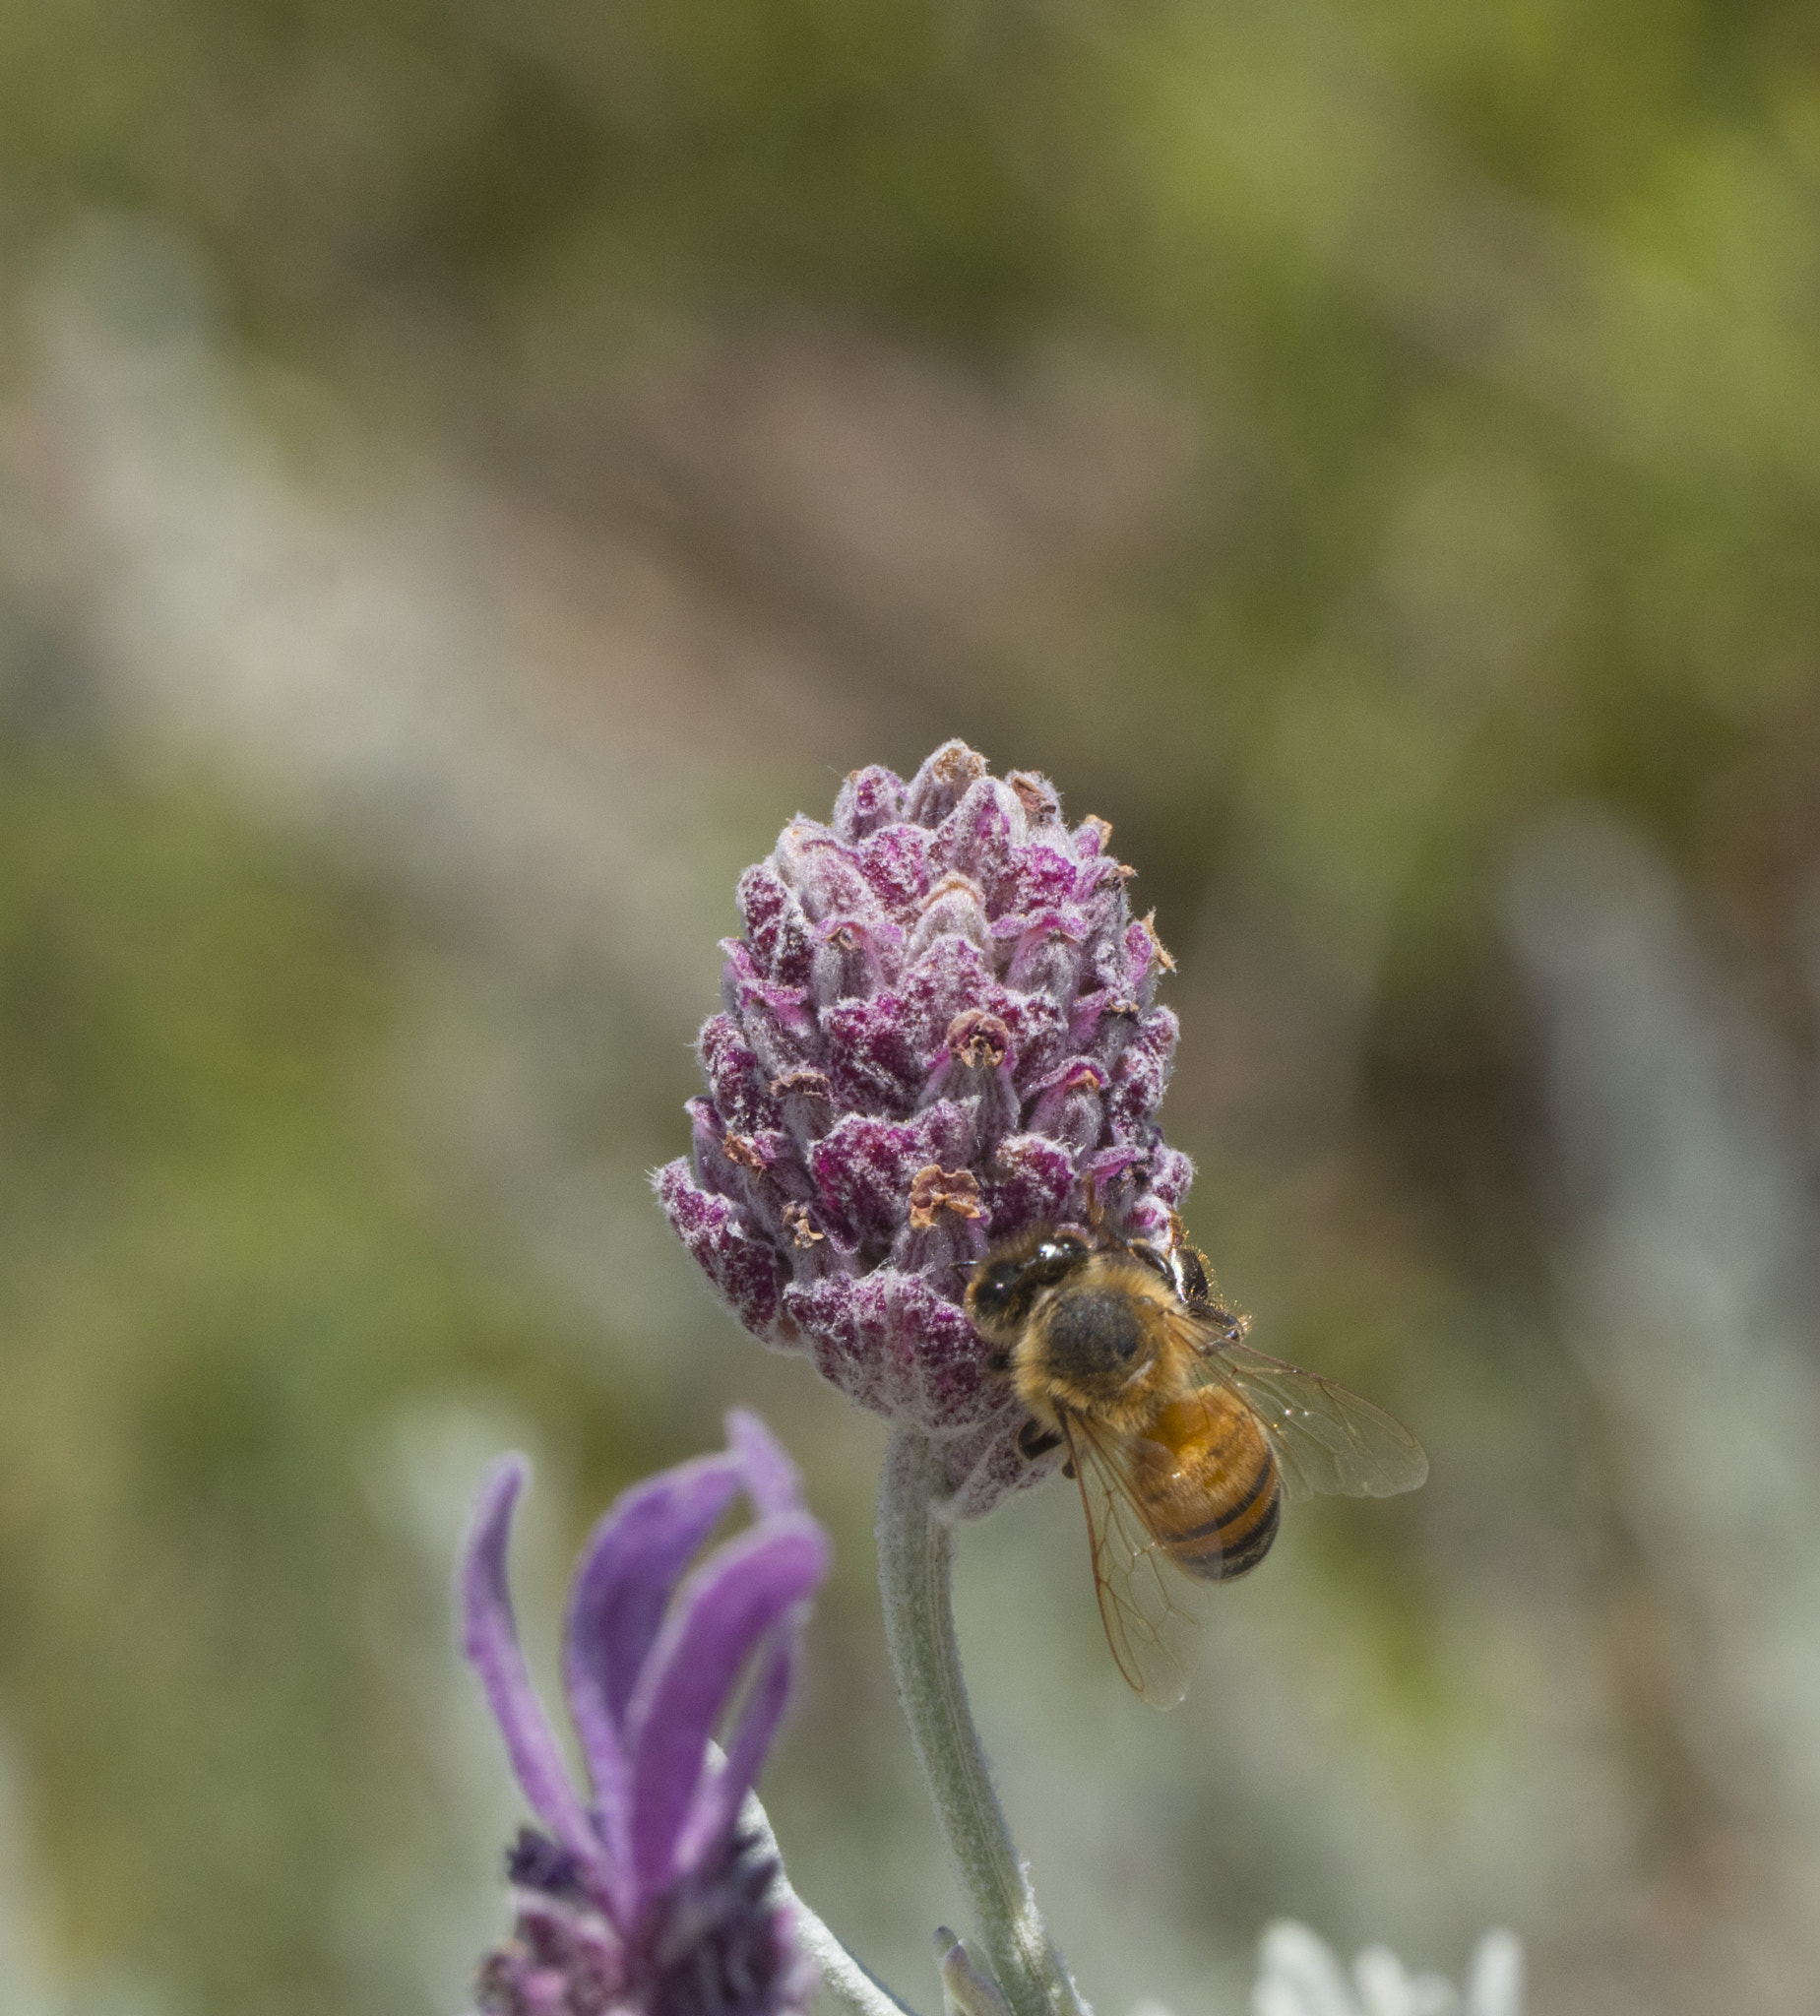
(1251, 1922, 1525, 2016)
(658, 740, 1193, 1516)
(462, 1413, 829, 2016)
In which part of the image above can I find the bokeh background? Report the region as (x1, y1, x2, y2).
(4, 2, 1820, 2012)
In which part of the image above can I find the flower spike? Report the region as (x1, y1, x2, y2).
(659, 741, 1193, 1516)
(461, 1418, 828, 2016)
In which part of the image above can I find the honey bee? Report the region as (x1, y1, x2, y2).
(967, 1219, 1427, 1707)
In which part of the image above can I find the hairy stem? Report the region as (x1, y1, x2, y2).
(874, 1430, 1088, 2016)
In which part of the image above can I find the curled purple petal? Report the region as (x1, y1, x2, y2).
(563, 1452, 746, 1856)
(625, 1517, 832, 1899)
(461, 1458, 597, 1865)
(725, 1409, 805, 1522)
(673, 1631, 796, 1874)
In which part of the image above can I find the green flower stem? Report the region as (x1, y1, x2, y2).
(874, 1430, 1089, 2016)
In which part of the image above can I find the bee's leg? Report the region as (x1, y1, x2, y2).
(1174, 1242, 1212, 1308)
(1017, 1418, 1065, 1463)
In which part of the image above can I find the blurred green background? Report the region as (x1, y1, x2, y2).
(3, 2, 1820, 2012)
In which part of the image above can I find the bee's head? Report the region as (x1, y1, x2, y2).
(965, 1256, 1026, 1336)
(966, 1229, 1090, 1355)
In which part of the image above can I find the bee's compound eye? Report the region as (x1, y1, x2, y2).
(970, 1263, 1019, 1315)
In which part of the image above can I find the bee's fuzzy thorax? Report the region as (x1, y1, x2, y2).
(1003, 1252, 1194, 1436)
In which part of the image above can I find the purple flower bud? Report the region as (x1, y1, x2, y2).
(658, 743, 1194, 1517)
(462, 1415, 828, 2016)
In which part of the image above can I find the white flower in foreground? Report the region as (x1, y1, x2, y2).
(1252, 1922, 1524, 2016)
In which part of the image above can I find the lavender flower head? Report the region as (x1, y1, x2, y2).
(462, 1412, 830, 2016)
(659, 740, 1192, 1516)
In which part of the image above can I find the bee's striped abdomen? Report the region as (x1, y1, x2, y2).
(1133, 1389, 1283, 1583)
(1159, 1453, 1281, 1580)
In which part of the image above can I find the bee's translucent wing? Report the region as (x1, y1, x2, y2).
(1185, 1331, 1428, 1505)
(1060, 1411, 1213, 1710)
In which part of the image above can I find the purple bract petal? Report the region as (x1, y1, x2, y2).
(563, 1451, 746, 1864)
(467, 1422, 826, 2016)
(658, 741, 1195, 1517)
(624, 1517, 832, 1899)
(675, 1633, 797, 1874)
(462, 1459, 599, 1869)
(724, 1409, 805, 1522)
